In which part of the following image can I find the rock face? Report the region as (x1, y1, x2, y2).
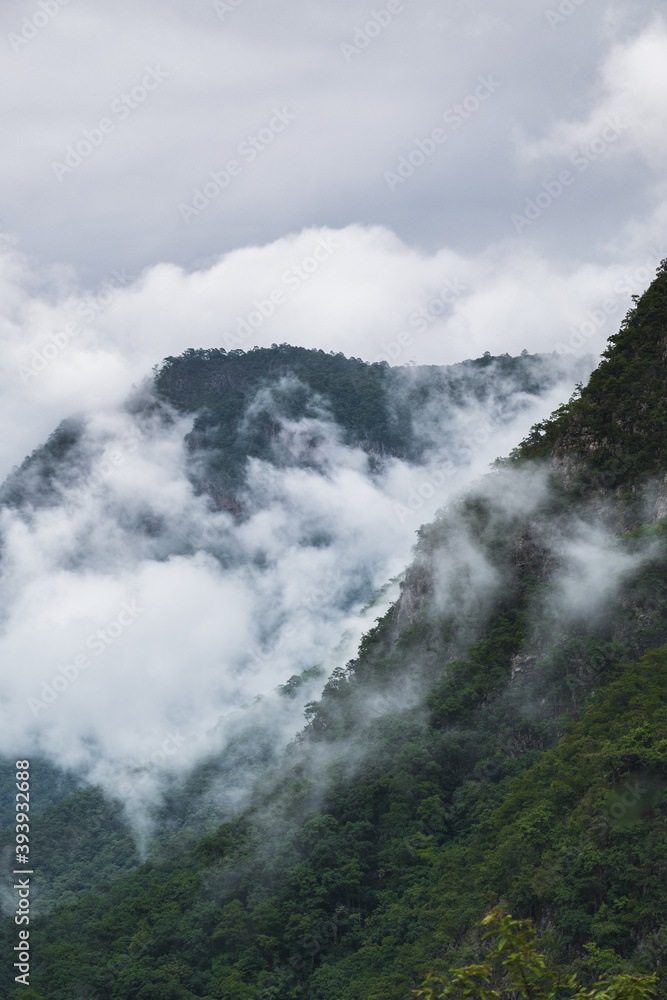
(510, 653, 537, 681)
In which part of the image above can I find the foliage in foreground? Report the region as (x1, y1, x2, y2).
(417, 911, 658, 1000)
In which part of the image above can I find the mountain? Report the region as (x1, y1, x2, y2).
(0, 345, 588, 518)
(3, 276, 667, 1000)
(154, 344, 589, 511)
(0, 346, 587, 924)
(511, 261, 667, 497)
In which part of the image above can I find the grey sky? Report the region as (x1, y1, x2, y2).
(1, 0, 664, 279)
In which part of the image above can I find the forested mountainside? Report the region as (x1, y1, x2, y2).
(3, 265, 667, 999)
(0, 344, 587, 930)
(153, 343, 582, 453)
(511, 265, 667, 490)
(0, 345, 588, 515)
(153, 346, 590, 507)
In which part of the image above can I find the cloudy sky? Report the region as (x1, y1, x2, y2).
(2, 0, 666, 274)
(1, 0, 667, 471)
(1, 0, 667, 811)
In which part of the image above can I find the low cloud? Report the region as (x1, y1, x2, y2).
(0, 222, 659, 483)
(551, 521, 650, 620)
(0, 350, 585, 831)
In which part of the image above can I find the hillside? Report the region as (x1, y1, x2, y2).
(0, 345, 587, 915)
(153, 344, 590, 509)
(0, 345, 588, 517)
(3, 266, 667, 999)
(511, 258, 667, 498)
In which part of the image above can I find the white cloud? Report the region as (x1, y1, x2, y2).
(1, 0, 666, 834)
(1, 222, 661, 485)
(516, 18, 667, 170)
(551, 522, 650, 619)
(0, 339, 585, 827)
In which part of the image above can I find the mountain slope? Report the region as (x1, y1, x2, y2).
(0, 344, 589, 951)
(0, 345, 589, 516)
(512, 258, 667, 496)
(152, 344, 591, 505)
(3, 269, 667, 999)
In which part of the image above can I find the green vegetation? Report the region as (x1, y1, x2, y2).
(0, 783, 139, 913)
(2, 268, 667, 998)
(7, 634, 667, 998)
(0, 343, 585, 514)
(416, 910, 658, 999)
(6, 493, 667, 998)
(152, 344, 589, 502)
(510, 259, 667, 490)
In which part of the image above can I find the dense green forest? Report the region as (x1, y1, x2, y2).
(510, 264, 667, 489)
(3, 265, 667, 999)
(151, 344, 590, 505)
(0, 344, 588, 516)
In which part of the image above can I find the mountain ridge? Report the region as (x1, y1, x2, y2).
(511, 258, 667, 505)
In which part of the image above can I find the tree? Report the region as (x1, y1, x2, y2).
(415, 910, 658, 999)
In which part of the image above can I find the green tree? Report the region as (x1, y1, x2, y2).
(415, 910, 658, 1000)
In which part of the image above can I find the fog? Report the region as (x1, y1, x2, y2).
(0, 344, 588, 833)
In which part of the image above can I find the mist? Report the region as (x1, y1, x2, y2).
(0, 224, 660, 484)
(0, 216, 657, 839)
(0, 345, 590, 834)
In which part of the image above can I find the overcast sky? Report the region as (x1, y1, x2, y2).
(1, 0, 665, 269)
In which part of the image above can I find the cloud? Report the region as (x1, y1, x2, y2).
(1, 0, 665, 275)
(1, 222, 660, 487)
(516, 18, 667, 171)
(551, 522, 649, 620)
(1, 0, 666, 850)
(429, 465, 552, 618)
(0, 339, 587, 831)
